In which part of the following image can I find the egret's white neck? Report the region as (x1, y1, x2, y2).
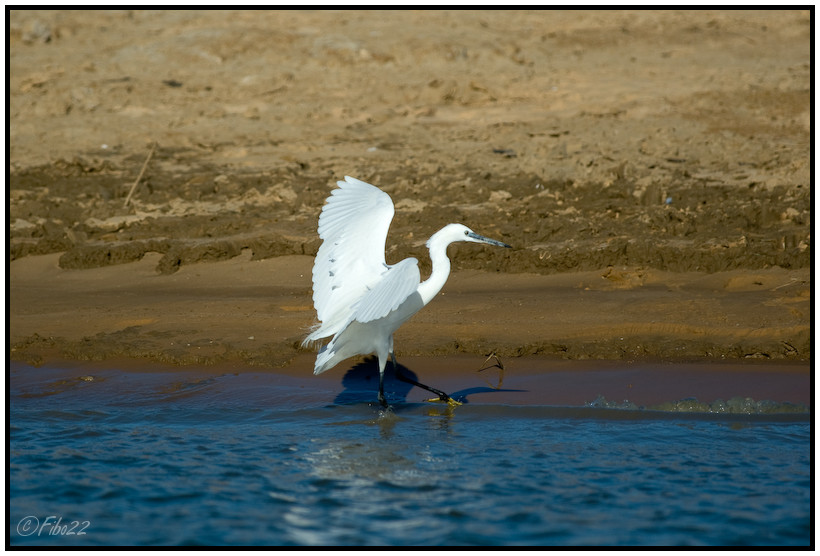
(417, 229, 453, 306)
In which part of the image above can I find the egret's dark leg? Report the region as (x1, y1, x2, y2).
(378, 360, 388, 408)
(391, 353, 459, 405)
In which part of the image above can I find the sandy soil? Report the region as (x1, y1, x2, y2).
(9, 10, 811, 373)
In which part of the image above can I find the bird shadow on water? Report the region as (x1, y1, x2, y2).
(333, 356, 526, 406)
(334, 357, 411, 406)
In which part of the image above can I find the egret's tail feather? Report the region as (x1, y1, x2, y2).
(300, 332, 319, 349)
(313, 343, 338, 375)
(301, 322, 328, 349)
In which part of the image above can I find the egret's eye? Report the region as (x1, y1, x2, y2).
(464, 230, 469, 235)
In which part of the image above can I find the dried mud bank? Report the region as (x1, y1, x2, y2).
(10, 159, 810, 277)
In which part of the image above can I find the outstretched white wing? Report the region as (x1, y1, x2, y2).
(308, 176, 396, 340)
(353, 257, 421, 323)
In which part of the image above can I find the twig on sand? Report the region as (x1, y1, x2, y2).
(771, 278, 802, 291)
(478, 351, 505, 372)
(477, 351, 505, 389)
(123, 142, 156, 208)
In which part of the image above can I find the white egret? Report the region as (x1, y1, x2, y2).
(303, 176, 511, 407)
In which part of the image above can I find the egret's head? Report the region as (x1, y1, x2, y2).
(429, 223, 511, 249)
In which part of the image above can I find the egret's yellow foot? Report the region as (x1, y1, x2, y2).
(426, 396, 462, 407)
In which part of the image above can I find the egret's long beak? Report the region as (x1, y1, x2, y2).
(468, 231, 512, 248)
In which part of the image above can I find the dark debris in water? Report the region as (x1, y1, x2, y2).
(18, 374, 105, 398)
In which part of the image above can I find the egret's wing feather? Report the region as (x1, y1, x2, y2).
(311, 177, 395, 333)
(354, 258, 421, 323)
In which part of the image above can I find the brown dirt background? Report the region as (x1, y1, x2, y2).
(9, 10, 811, 373)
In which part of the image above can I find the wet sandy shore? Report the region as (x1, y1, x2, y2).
(10, 251, 810, 408)
(10, 251, 810, 366)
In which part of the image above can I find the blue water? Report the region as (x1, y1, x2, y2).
(9, 365, 811, 546)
